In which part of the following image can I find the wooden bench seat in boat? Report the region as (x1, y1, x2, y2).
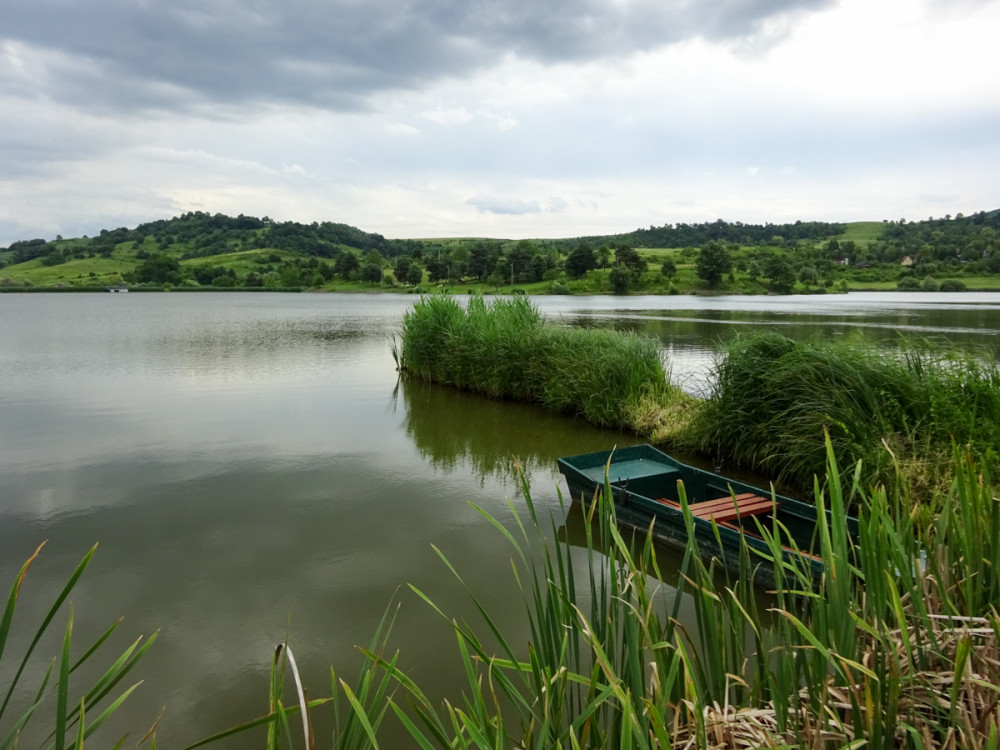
(654, 493, 779, 523)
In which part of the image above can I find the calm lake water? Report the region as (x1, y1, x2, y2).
(2, 291, 999, 747)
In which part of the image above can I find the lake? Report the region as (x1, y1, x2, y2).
(2, 291, 999, 747)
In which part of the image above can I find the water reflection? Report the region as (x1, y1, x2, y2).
(397, 375, 641, 487)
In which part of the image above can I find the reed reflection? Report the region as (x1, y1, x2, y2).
(396, 376, 640, 488)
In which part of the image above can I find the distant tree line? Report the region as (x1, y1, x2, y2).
(603, 219, 846, 248)
(2, 210, 998, 294)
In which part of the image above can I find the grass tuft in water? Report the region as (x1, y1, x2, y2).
(397, 295, 692, 433)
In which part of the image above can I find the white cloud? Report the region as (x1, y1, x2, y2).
(419, 106, 475, 125)
(466, 195, 543, 215)
(383, 123, 420, 137)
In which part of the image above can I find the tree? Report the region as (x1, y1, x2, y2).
(694, 242, 732, 288)
(394, 256, 412, 283)
(614, 246, 647, 276)
(763, 254, 795, 294)
(362, 249, 385, 267)
(406, 263, 424, 286)
(798, 266, 819, 286)
(565, 246, 596, 279)
(527, 254, 548, 282)
(467, 242, 496, 281)
(333, 250, 360, 279)
(609, 265, 632, 294)
(135, 254, 182, 285)
(279, 265, 302, 286)
(659, 257, 677, 278)
(425, 255, 450, 283)
(361, 263, 382, 285)
(507, 240, 535, 283)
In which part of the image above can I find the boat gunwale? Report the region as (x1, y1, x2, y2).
(558, 443, 857, 579)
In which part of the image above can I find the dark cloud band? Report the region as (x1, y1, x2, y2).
(2, 0, 834, 113)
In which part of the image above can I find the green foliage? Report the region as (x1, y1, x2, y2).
(694, 241, 733, 287)
(360, 263, 382, 285)
(564, 245, 596, 279)
(135, 254, 181, 284)
(940, 278, 967, 292)
(618, 217, 845, 247)
(405, 263, 424, 286)
(1, 544, 157, 750)
(607, 264, 632, 294)
(683, 332, 1000, 494)
(397, 295, 674, 430)
(8, 211, 1000, 293)
(324, 441, 1000, 748)
(763, 252, 796, 293)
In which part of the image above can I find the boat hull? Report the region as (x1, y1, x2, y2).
(557, 445, 856, 586)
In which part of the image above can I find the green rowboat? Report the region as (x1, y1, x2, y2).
(557, 444, 858, 585)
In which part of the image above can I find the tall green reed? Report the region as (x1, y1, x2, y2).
(397, 295, 677, 432)
(685, 332, 1000, 496)
(1, 543, 157, 750)
(321, 438, 999, 748)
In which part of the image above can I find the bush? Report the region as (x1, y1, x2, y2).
(549, 280, 571, 294)
(939, 278, 967, 292)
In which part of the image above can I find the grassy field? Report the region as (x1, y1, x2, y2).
(1, 253, 137, 286)
(835, 220, 887, 245)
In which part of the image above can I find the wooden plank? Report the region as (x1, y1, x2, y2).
(686, 493, 758, 514)
(689, 494, 777, 522)
(651, 496, 820, 563)
(653, 494, 778, 520)
(696, 500, 772, 523)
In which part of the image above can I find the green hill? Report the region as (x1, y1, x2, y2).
(2, 210, 998, 294)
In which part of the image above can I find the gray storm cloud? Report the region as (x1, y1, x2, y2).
(2, 0, 833, 112)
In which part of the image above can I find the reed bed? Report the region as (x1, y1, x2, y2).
(394, 295, 689, 432)
(683, 332, 1000, 496)
(317, 440, 999, 749)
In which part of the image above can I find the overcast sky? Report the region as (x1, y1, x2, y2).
(1, 0, 998, 245)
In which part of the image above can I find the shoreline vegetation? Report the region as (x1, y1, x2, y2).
(8, 442, 997, 748)
(396, 295, 1000, 500)
(2, 210, 999, 294)
(320, 442, 1000, 749)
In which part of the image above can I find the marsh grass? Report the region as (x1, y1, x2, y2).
(0, 543, 157, 750)
(395, 295, 691, 433)
(310, 439, 999, 748)
(684, 332, 1000, 496)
